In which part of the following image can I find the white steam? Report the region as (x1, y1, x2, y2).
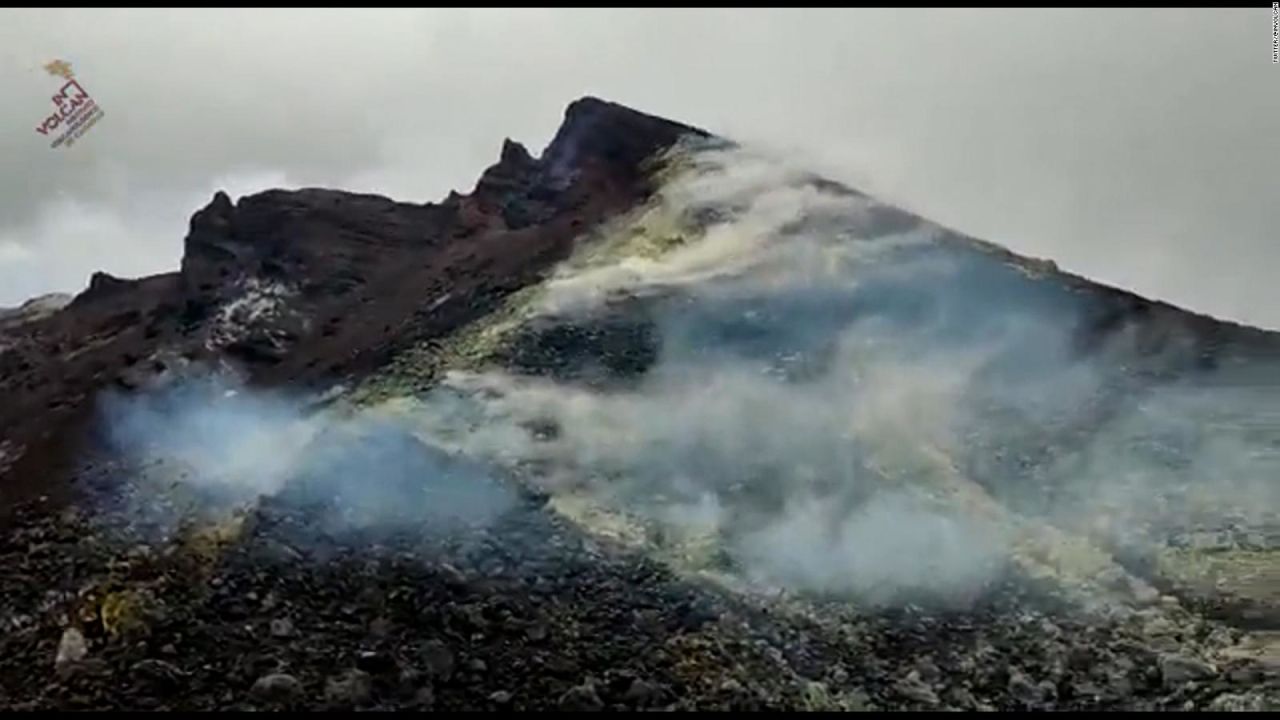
(89, 144, 1280, 609)
(401, 145, 1280, 605)
(97, 373, 516, 540)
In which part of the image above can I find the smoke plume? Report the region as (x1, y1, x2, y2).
(95, 372, 516, 544)
(401, 144, 1280, 605)
(88, 143, 1280, 609)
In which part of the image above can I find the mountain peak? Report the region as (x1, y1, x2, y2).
(500, 138, 535, 166)
(541, 96, 711, 181)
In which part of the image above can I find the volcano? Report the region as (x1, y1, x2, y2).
(0, 97, 1277, 711)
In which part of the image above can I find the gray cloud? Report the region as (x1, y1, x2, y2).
(1, 9, 1277, 328)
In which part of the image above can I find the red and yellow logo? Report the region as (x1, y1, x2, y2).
(34, 59, 105, 150)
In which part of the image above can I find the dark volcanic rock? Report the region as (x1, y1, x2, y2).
(1159, 653, 1218, 688)
(251, 672, 302, 701)
(79, 272, 136, 303)
(420, 640, 455, 681)
(0, 96, 705, 520)
(541, 96, 711, 186)
(559, 681, 605, 712)
(0, 487, 1274, 712)
(325, 669, 373, 706)
(499, 309, 662, 386)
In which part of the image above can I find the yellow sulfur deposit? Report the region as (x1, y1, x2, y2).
(99, 588, 154, 639)
(178, 511, 248, 564)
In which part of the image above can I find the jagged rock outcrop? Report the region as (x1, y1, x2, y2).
(0, 97, 709, 516)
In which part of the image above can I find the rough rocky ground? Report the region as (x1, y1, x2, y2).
(2, 479, 1277, 712)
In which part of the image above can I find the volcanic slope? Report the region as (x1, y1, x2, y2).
(1, 97, 1278, 711)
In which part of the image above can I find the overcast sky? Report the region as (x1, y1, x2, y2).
(1, 9, 1277, 328)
